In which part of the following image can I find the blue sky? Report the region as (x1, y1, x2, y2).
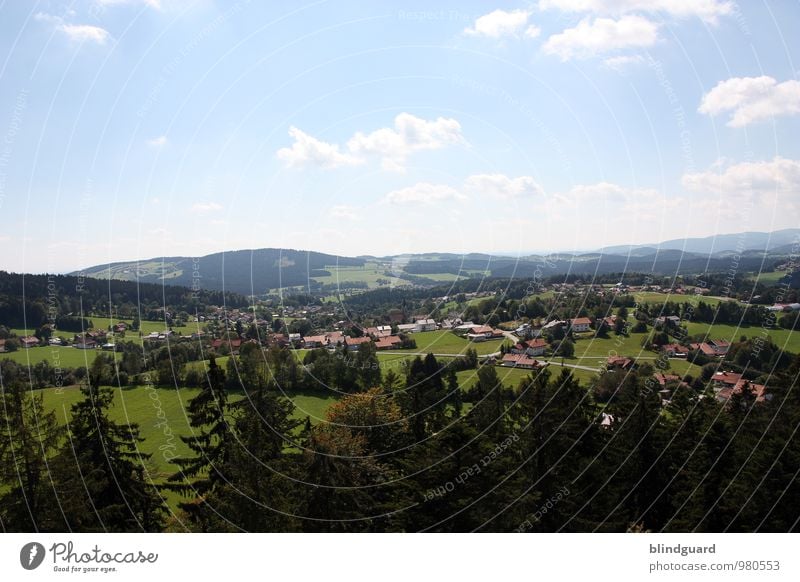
(0, 0, 798, 273)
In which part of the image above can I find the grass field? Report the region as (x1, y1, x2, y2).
(684, 321, 800, 353)
(39, 383, 338, 510)
(1, 345, 119, 367)
(395, 330, 508, 356)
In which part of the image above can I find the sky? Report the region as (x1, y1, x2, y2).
(0, 0, 798, 273)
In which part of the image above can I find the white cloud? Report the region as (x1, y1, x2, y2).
(347, 113, 465, 171)
(538, 0, 732, 23)
(277, 126, 362, 169)
(147, 135, 167, 147)
(329, 205, 360, 220)
(191, 202, 223, 213)
(563, 181, 661, 203)
(384, 183, 466, 205)
(278, 114, 465, 171)
(682, 157, 800, 197)
(58, 23, 111, 44)
(463, 9, 536, 38)
(603, 54, 645, 71)
(698, 76, 800, 127)
(543, 15, 659, 60)
(35, 13, 111, 44)
(463, 174, 545, 199)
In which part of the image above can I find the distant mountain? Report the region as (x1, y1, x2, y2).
(72, 249, 364, 296)
(74, 230, 797, 295)
(599, 229, 800, 255)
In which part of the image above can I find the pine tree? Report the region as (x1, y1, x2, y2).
(51, 357, 165, 532)
(0, 381, 65, 531)
(166, 356, 231, 527)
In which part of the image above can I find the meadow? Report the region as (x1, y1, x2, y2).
(394, 330, 508, 356)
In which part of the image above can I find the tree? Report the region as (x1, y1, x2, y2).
(51, 357, 166, 531)
(166, 356, 231, 528)
(0, 381, 65, 531)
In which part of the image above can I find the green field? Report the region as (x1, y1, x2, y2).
(39, 383, 338, 509)
(395, 330, 508, 356)
(1, 345, 119, 368)
(685, 321, 800, 354)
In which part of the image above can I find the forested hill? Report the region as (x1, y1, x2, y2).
(0, 271, 248, 329)
(71, 248, 365, 295)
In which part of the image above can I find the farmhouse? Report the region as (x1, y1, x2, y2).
(500, 353, 544, 370)
(710, 371, 742, 390)
(717, 379, 769, 404)
(20, 336, 39, 349)
(73, 338, 96, 350)
(375, 336, 402, 351)
(512, 338, 547, 357)
(569, 317, 592, 333)
(690, 342, 718, 357)
(606, 356, 633, 370)
(414, 318, 437, 332)
(661, 343, 689, 358)
(345, 336, 372, 351)
(302, 335, 328, 349)
(707, 339, 730, 355)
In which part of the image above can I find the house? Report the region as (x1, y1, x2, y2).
(653, 373, 682, 387)
(710, 371, 742, 390)
(20, 336, 39, 349)
(707, 339, 730, 356)
(500, 353, 545, 370)
(512, 338, 547, 357)
(211, 337, 243, 352)
(569, 317, 592, 333)
(606, 356, 633, 370)
(325, 331, 344, 345)
(655, 315, 681, 327)
(302, 335, 328, 349)
(397, 323, 417, 333)
(0, 339, 6, 353)
(375, 336, 402, 351)
(101, 343, 117, 351)
(73, 338, 96, 350)
(288, 333, 302, 346)
(661, 343, 689, 358)
(113, 322, 127, 333)
(414, 319, 437, 332)
(344, 336, 372, 351)
(48, 337, 64, 346)
(717, 379, 769, 404)
(690, 342, 718, 357)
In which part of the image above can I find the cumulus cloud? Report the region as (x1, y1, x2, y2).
(538, 0, 732, 23)
(147, 135, 167, 147)
(463, 9, 539, 38)
(698, 76, 800, 127)
(682, 157, 800, 196)
(543, 15, 659, 60)
(278, 113, 465, 171)
(347, 113, 465, 171)
(35, 13, 111, 44)
(277, 127, 362, 169)
(384, 183, 466, 205)
(191, 202, 223, 213)
(463, 174, 545, 199)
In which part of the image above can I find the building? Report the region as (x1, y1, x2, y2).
(345, 336, 372, 351)
(512, 338, 547, 357)
(717, 379, 769, 404)
(710, 371, 742, 390)
(414, 319, 437, 332)
(690, 342, 718, 357)
(302, 335, 328, 349)
(20, 336, 39, 349)
(73, 338, 96, 350)
(500, 353, 545, 370)
(606, 356, 633, 370)
(569, 317, 592, 333)
(661, 343, 689, 358)
(655, 315, 681, 327)
(707, 339, 730, 355)
(375, 336, 402, 351)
